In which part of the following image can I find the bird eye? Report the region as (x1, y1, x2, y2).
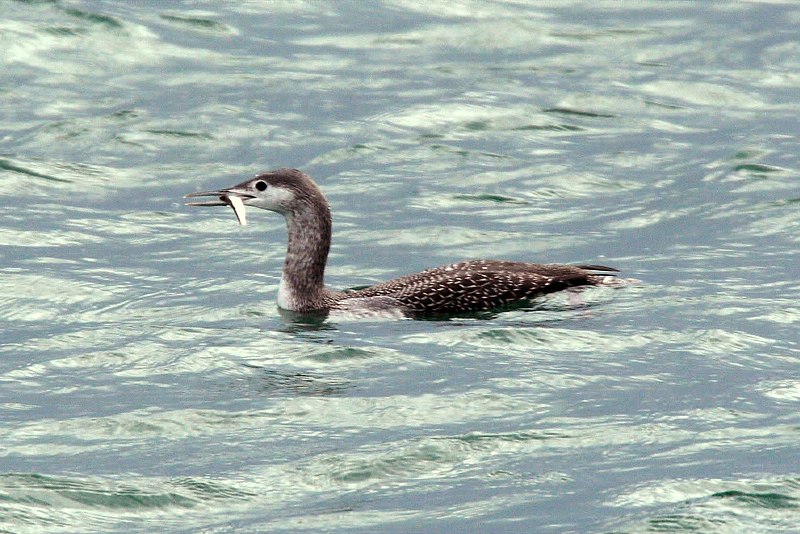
(255, 181, 267, 191)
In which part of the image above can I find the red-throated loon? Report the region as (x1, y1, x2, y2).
(186, 169, 622, 315)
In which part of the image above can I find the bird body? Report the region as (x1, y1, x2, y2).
(186, 169, 621, 315)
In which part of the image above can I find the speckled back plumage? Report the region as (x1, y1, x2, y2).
(332, 260, 617, 313)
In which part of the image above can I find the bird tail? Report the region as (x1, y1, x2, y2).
(575, 264, 619, 273)
(578, 264, 641, 287)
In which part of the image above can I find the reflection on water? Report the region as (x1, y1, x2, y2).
(238, 365, 350, 397)
(2, 0, 800, 532)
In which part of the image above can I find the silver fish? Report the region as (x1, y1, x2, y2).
(185, 189, 249, 226)
(224, 194, 247, 226)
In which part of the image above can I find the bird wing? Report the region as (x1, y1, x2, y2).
(348, 261, 605, 313)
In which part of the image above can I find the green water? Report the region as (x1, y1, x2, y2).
(2, 1, 799, 532)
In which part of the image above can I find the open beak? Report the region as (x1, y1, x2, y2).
(185, 186, 254, 226)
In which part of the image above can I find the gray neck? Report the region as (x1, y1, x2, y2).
(278, 192, 333, 311)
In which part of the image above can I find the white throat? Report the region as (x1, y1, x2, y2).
(277, 273, 298, 310)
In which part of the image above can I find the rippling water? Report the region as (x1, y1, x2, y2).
(2, 1, 799, 532)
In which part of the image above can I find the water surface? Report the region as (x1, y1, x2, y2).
(2, 1, 799, 532)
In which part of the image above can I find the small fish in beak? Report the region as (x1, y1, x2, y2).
(185, 188, 251, 226)
(224, 194, 247, 226)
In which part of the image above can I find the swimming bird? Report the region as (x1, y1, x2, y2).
(186, 169, 621, 315)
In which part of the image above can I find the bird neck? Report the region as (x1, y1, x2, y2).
(278, 197, 332, 311)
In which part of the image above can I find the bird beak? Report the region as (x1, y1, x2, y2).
(185, 186, 254, 226)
